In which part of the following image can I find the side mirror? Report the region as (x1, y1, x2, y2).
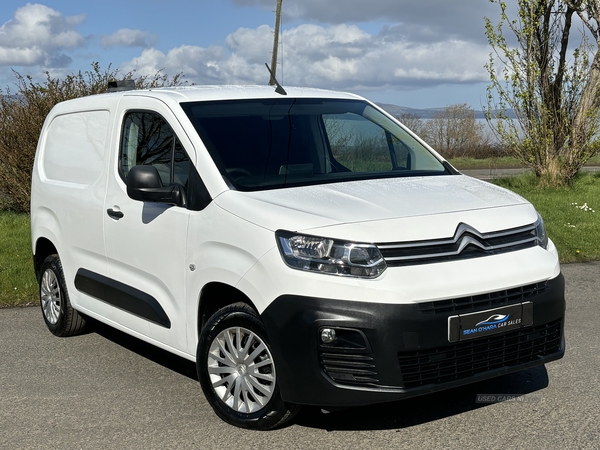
(126, 165, 186, 207)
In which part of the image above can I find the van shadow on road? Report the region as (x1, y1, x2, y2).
(89, 317, 549, 432)
(89, 318, 198, 381)
(293, 366, 549, 431)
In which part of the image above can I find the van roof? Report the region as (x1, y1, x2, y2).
(120, 85, 363, 102)
(47, 85, 367, 116)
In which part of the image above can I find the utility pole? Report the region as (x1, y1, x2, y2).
(269, 0, 283, 85)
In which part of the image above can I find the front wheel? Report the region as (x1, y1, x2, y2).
(197, 303, 300, 429)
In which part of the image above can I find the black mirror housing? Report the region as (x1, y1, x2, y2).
(126, 165, 186, 206)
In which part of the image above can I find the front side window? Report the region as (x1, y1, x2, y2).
(324, 113, 409, 172)
(120, 111, 191, 186)
(181, 98, 447, 191)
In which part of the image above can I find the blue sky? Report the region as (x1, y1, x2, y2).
(0, 0, 502, 109)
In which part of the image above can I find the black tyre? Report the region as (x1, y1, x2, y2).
(197, 303, 300, 430)
(39, 254, 86, 337)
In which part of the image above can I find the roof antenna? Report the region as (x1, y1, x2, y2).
(265, 63, 287, 95)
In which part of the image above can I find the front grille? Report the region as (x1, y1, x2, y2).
(417, 282, 549, 315)
(397, 319, 562, 389)
(377, 222, 539, 266)
(320, 352, 379, 385)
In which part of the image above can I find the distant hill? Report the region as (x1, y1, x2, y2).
(376, 103, 514, 120)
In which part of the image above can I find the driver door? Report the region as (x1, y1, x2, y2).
(102, 97, 194, 353)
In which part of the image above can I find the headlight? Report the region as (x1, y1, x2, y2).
(535, 213, 549, 249)
(276, 231, 387, 278)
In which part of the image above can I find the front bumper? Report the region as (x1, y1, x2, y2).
(260, 273, 565, 407)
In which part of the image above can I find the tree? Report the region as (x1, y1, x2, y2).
(396, 112, 426, 136)
(0, 63, 184, 212)
(421, 104, 491, 157)
(485, 0, 600, 187)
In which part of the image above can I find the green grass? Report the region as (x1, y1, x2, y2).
(0, 212, 37, 307)
(449, 154, 600, 170)
(2, 174, 600, 306)
(448, 156, 525, 170)
(494, 172, 600, 263)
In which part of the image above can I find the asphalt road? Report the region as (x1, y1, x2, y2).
(1, 262, 599, 450)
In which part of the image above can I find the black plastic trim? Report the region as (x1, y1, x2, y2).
(74, 268, 171, 328)
(185, 162, 212, 211)
(442, 160, 461, 175)
(418, 281, 549, 314)
(107, 80, 135, 92)
(260, 273, 565, 407)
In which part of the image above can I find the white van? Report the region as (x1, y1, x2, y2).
(31, 84, 565, 429)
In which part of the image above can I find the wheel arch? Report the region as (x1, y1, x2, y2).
(197, 282, 260, 334)
(34, 237, 58, 281)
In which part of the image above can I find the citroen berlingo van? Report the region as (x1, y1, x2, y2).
(31, 83, 565, 429)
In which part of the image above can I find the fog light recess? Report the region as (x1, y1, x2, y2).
(320, 328, 336, 344)
(318, 327, 371, 352)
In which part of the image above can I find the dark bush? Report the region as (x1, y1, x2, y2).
(0, 63, 183, 212)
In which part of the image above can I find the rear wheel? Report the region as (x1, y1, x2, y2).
(39, 254, 86, 337)
(197, 303, 300, 429)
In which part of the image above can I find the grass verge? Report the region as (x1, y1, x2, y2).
(449, 154, 600, 170)
(2, 174, 600, 306)
(494, 172, 600, 263)
(0, 212, 37, 307)
(448, 156, 525, 170)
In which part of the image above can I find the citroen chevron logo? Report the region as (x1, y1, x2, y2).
(378, 221, 537, 264)
(453, 223, 488, 253)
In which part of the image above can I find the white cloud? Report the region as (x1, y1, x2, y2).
(0, 4, 85, 67)
(120, 23, 489, 91)
(101, 29, 158, 48)
(122, 45, 229, 84)
(232, 0, 496, 43)
(225, 25, 273, 63)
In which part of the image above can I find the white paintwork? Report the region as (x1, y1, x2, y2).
(42, 110, 109, 185)
(31, 85, 560, 361)
(213, 175, 532, 237)
(31, 103, 115, 323)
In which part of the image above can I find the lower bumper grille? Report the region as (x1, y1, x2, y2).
(397, 319, 562, 389)
(320, 352, 379, 385)
(417, 281, 549, 315)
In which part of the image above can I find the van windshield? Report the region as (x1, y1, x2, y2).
(180, 98, 449, 190)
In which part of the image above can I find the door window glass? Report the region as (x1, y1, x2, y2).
(120, 111, 191, 186)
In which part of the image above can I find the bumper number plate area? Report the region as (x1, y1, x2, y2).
(448, 302, 533, 342)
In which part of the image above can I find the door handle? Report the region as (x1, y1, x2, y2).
(106, 208, 124, 219)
